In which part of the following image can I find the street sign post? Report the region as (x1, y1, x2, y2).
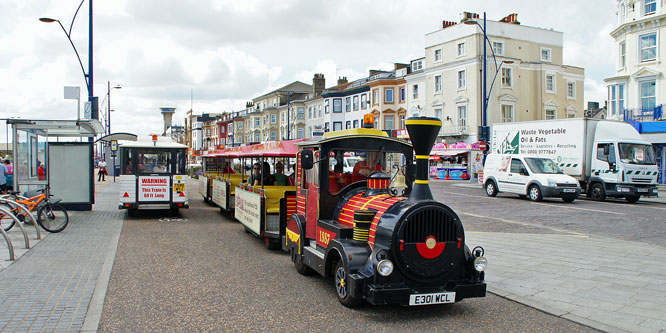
(110, 140, 118, 182)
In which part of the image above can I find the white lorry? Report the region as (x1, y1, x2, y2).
(490, 119, 659, 203)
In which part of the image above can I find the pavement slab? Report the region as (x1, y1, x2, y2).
(466, 231, 666, 333)
(0, 181, 124, 332)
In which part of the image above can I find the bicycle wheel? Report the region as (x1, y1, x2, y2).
(37, 203, 69, 233)
(0, 202, 16, 232)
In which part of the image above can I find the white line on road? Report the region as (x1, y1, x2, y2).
(459, 211, 589, 236)
(442, 191, 625, 215)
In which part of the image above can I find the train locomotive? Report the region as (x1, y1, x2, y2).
(285, 117, 487, 307)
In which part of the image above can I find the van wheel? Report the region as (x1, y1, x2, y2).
(562, 197, 576, 203)
(334, 260, 361, 307)
(625, 195, 640, 203)
(590, 183, 606, 201)
(485, 181, 498, 197)
(293, 249, 314, 275)
(528, 185, 543, 202)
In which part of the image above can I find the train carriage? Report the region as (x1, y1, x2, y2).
(233, 140, 302, 249)
(118, 136, 189, 216)
(283, 117, 487, 307)
(200, 147, 247, 211)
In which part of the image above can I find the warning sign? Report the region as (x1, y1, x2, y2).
(139, 176, 170, 201)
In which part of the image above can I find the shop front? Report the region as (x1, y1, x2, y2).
(429, 142, 484, 181)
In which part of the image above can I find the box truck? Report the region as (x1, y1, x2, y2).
(490, 119, 658, 203)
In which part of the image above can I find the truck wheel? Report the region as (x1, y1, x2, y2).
(528, 185, 543, 202)
(334, 260, 361, 307)
(625, 195, 640, 203)
(485, 181, 498, 197)
(590, 183, 606, 201)
(562, 197, 576, 203)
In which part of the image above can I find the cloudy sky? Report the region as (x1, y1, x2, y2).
(1, 0, 617, 139)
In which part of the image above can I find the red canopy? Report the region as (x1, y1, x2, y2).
(201, 139, 306, 158)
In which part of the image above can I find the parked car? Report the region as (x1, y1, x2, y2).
(483, 154, 581, 202)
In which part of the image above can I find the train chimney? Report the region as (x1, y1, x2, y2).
(405, 117, 442, 202)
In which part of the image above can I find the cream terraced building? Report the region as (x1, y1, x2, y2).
(420, 13, 585, 143)
(605, 0, 666, 119)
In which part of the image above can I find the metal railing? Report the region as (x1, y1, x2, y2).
(623, 105, 664, 123)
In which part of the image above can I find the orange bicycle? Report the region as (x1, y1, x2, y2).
(0, 185, 69, 233)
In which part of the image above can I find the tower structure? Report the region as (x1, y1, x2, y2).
(160, 107, 176, 135)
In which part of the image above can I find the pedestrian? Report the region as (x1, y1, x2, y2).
(98, 160, 108, 181)
(0, 160, 7, 194)
(37, 162, 45, 180)
(4, 160, 13, 191)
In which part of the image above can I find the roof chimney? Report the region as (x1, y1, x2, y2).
(500, 13, 520, 24)
(313, 73, 325, 98)
(442, 20, 457, 29)
(337, 76, 348, 86)
(460, 11, 479, 23)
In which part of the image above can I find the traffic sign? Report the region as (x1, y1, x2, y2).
(478, 141, 487, 151)
(110, 140, 118, 152)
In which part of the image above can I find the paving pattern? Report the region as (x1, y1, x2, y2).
(0, 182, 123, 332)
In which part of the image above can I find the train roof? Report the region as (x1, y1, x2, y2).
(297, 128, 412, 148)
(203, 139, 306, 158)
(118, 138, 188, 149)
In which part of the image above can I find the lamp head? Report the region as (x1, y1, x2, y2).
(39, 17, 57, 23)
(113, 85, 122, 90)
(463, 20, 478, 26)
(503, 60, 515, 64)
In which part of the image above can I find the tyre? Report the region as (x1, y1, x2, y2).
(625, 195, 640, 203)
(170, 208, 180, 216)
(562, 197, 576, 203)
(37, 203, 69, 233)
(294, 251, 314, 275)
(334, 260, 361, 307)
(590, 183, 606, 201)
(265, 237, 280, 250)
(127, 208, 139, 217)
(528, 185, 543, 202)
(0, 202, 17, 232)
(485, 181, 498, 197)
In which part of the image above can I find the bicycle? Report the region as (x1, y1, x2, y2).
(0, 185, 69, 233)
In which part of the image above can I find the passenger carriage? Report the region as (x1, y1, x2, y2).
(118, 136, 189, 216)
(233, 140, 302, 249)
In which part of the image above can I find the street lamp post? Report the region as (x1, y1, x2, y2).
(464, 13, 514, 145)
(107, 81, 122, 135)
(40, 0, 94, 121)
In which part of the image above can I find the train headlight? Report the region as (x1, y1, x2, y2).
(473, 256, 488, 272)
(377, 259, 394, 276)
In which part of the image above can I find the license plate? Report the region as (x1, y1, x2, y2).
(563, 188, 576, 193)
(637, 188, 648, 192)
(174, 183, 185, 192)
(409, 292, 455, 306)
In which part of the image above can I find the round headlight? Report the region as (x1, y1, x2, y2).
(473, 256, 488, 272)
(377, 259, 394, 276)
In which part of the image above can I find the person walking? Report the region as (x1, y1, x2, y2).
(0, 161, 7, 194)
(4, 160, 13, 191)
(98, 160, 108, 181)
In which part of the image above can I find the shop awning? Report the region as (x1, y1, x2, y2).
(431, 149, 470, 157)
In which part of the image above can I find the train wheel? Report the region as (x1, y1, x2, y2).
(265, 237, 280, 250)
(334, 260, 361, 307)
(293, 249, 313, 275)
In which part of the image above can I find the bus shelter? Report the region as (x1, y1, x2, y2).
(8, 119, 104, 210)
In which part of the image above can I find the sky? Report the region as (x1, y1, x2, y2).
(0, 0, 617, 140)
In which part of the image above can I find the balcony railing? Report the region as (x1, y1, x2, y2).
(440, 125, 469, 136)
(623, 105, 664, 123)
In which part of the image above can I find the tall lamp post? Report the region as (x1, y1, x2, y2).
(464, 13, 514, 146)
(40, 0, 94, 123)
(106, 81, 122, 135)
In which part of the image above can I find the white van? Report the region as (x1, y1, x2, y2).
(483, 154, 581, 202)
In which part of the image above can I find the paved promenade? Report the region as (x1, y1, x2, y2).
(0, 181, 123, 332)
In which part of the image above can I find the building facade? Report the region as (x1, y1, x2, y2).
(422, 13, 585, 143)
(606, 0, 666, 184)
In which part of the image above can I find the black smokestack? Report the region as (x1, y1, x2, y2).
(405, 117, 442, 202)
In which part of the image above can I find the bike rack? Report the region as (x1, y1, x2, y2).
(0, 198, 41, 240)
(0, 222, 14, 261)
(0, 206, 30, 250)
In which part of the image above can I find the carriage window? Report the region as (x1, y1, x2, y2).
(137, 152, 171, 173)
(328, 149, 394, 194)
(121, 149, 134, 175)
(176, 150, 187, 174)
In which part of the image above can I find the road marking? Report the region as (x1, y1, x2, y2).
(459, 212, 588, 237)
(467, 231, 589, 238)
(442, 191, 625, 215)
